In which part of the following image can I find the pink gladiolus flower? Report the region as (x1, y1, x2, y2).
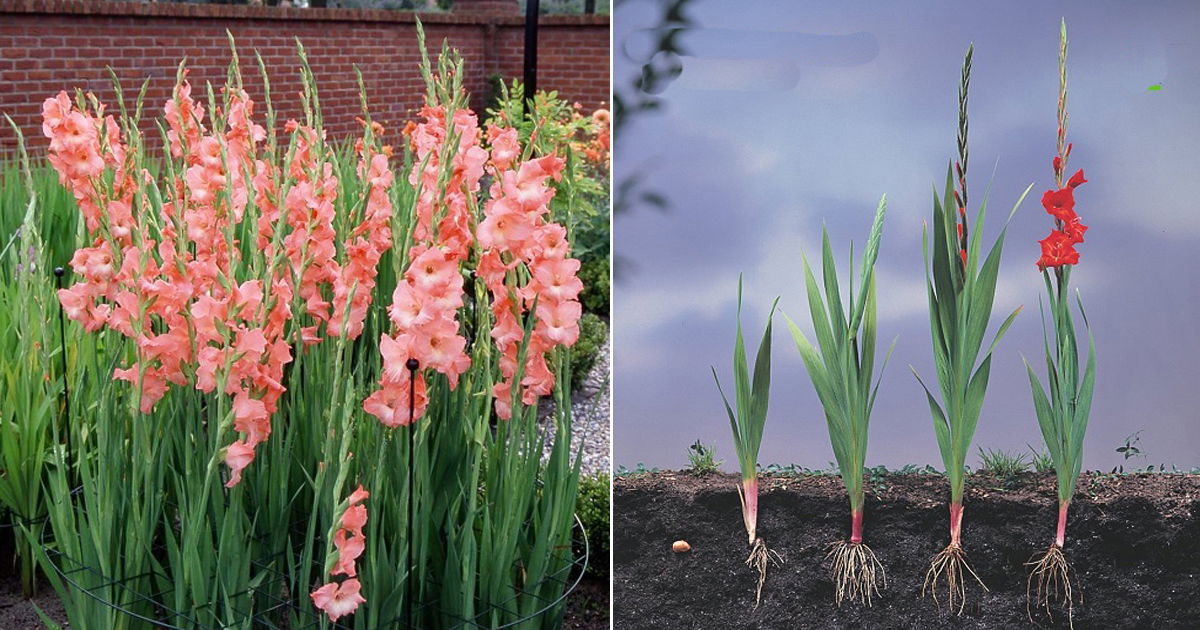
(530, 258, 584, 303)
(487, 125, 520, 170)
(310, 579, 366, 622)
(331, 529, 366, 577)
(477, 204, 536, 251)
(363, 373, 429, 427)
(224, 441, 256, 488)
(342, 504, 368, 537)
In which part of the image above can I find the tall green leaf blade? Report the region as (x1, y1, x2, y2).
(849, 195, 887, 333)
(1023, 356, 1063, 467)
(712, 368, 745, 472)
(733, 277, 752, 452)
(821, 226, 847, 353)
(747, 299, 780, 457)
(785, 314, 845, 424)
(913, 367, 953, 471)
(802, 253, 838, 363)
(960, 355, 992, 456)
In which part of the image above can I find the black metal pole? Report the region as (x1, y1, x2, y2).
(405, 358, 419, 629)
(522, 0, 540, 110)
(54, 266, 71, 456)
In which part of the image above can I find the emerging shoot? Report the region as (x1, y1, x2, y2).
(713, 277, 781, 608)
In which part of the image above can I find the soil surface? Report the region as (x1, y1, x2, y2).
(563, 574, 611, 630)
(0, 527, 68, 630)
(614, 471, 1200, 629)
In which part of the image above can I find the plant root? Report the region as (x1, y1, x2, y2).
(826, 540, 886, 607)
(922, 543, 987, 615)
(745, 537, 783, 609)
(1026, 545, 1079, 628)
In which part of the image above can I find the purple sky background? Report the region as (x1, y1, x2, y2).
(613, 1, 1200, 473)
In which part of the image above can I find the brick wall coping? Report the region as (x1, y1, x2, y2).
(0, 0, 609, 27)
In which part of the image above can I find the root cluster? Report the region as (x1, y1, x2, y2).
(826, 540, 886, 607)
(922, 543, 987, 615)
(745, 537, 783, 608)
(1026, 545, 1078, 628)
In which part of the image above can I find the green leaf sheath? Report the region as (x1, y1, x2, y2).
(789, 195, 888, 515)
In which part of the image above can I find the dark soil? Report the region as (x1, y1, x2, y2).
(0, 526, 68, 630)
(614, 471, 1200, 629)
(562, 574, 611, 630)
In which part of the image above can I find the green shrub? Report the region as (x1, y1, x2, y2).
(570, 313, 607, 389)
(576, 472, 610, 579)
(578, 257, 610, 317)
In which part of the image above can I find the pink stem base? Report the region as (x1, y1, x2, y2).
(850, 510, 863, 544)
(1055, 500, 1069, 548)
(743, 478, 759, 545)
(949, 503, 964, 547)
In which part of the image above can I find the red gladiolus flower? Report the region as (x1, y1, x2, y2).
(1067, 168, 1087, 189)
(1041, 187, 1076, 222)
(1062, 215, 1088, 244)
(1037, 230, 1080, 270)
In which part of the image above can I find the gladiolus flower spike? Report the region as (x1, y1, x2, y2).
(1024, 20, 1097, 628)
(912, 44, 1034, 615)
(712, 276, 781, 609)
(785, 195, 892, 607)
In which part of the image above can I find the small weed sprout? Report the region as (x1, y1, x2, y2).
(687, 440, 722, 476)
(977, 447, 1031, 477)
(1115, 431, 1144, 463)
(1028, 445, 1054, 473)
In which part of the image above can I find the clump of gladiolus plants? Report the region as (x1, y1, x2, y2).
(786, 196, 893, 606)
(713, 278, 781, 607)
(1023, 20, 1096, 628)
(17, 26, 590, 629)
(912, 44, 1033, 614)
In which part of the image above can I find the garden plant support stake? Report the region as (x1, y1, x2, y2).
(911, 44, 1033, 614)
(1024, 19, 1096, 628)
(785, 195, 894, 606)
(713, 277, 781, 608)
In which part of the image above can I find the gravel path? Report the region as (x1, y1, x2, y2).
(542, 334, 611, 478)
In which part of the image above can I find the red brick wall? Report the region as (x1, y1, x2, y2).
(0, 0, 609, 155)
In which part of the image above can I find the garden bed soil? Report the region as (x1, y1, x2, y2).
(614, 471, 1200, 629)
(0, 528, 68, 630)
(562, 574, 611, 630)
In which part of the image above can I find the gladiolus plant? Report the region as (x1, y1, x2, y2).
(713, 277, 780, 608)
(785, 195, 893, 606)
(912, 44, 1033, 614)
(20, 26, 588, 629)
(1023, 20, 1097, 627)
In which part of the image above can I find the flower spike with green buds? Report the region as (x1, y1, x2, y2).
(912, 43, 1034, 615)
